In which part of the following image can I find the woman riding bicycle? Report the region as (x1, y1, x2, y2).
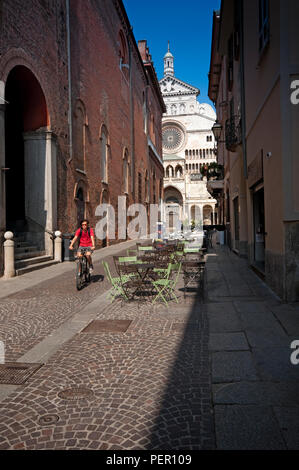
(69, 219, 95, 273)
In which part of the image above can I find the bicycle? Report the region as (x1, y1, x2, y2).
(76, 248, 92, 290)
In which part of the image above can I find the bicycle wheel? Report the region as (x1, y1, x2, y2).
(76, 259, 83, 290)
(84, 258, 91, 283)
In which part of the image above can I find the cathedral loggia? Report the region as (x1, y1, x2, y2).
(159, 44, 217, 231)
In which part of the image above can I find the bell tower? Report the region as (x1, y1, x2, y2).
(164, 41, 174, 77)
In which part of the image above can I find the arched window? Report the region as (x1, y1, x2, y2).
(118, 30, 129, 80)
(123, 148, 129, 193)
(185, 149, 188, 156)
(100, 125, 109, 183)
(175, 165, 183, 178)
(200, 149, 202, 158)
(73, 100, 86, 172)
(145, 170, 149, 202)
(203, 149, 206, 158)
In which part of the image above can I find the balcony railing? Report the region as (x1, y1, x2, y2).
(225, 115, 242, 152)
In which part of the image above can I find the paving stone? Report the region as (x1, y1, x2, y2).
(213, 381, 299, 406)
(273, 407, 299, 449)
(238, 310, 285, 332)
(252, 347, 299, 382)
(246, 328, 290, 349)
(209, 333, 249, 351)
(270, 308, 299, 336)
(233, 300, 272, 314)
(215, 405, 286, 450)
(212, 351, 258, 383)
(209, 311, 243, 333)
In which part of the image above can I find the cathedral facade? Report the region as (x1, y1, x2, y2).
(159, 45, 217, 232)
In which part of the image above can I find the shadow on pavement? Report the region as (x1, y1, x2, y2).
(146, 285, 215, 450)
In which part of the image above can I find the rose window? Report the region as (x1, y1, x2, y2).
(162, 126, 184, 152)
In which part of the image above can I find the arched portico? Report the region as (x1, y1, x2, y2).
(164, 186, 184, 233)
(3, 65, 57, 255)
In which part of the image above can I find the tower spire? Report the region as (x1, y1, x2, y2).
(164, 42, 174, 77)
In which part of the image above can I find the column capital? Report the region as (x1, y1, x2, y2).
(23, 128, 57, 141)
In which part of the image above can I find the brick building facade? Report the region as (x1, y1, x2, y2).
(0, 0, 165, 275)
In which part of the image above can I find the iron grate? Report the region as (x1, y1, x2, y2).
(58, 387, 94, 401)
(82, 319, 132, 333)
(0, 363, 43, 385)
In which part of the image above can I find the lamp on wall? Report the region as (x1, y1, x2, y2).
(212, 120, 225, 143)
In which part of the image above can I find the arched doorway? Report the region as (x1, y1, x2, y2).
(164, 186, 183, 234)
(4, 65, 56, 253)
(203, 205, 213, 225)
(75, 187, 85, 226)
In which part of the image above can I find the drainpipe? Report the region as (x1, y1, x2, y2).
(66, 0, 73, 163)
(128, 32, 135, 197)
(239, 0, 247, 178)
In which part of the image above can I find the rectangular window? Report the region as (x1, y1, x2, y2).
(259, 0, 270, 54)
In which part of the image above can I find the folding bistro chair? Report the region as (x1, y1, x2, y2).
(152, 262, 182, 306)
(102, 261, 128, 302)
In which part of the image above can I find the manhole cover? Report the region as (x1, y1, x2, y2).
(0, 363, 43, 385)
(82, 320, 132, 333)
(38, 414, 60, 426)
(58, 387, 94, 401)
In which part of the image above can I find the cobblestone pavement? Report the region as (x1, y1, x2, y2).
(0, 248, 127, 362)
(1, 242, 298, 450)
(0, 266, 213, 450)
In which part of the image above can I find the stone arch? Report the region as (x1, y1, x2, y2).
(73, 99, 87, 172)
(122, 147, 130, 194)
(99, 123, 109, 183)
(203, 204, 213, 225)
(74, 180, 90, 227)
(0, 48, 53, 126)
(4, 65, 58, 258)
(164, 186, 183, 233)
(165, 165, 174, 178)
(175, 164, 183, 178)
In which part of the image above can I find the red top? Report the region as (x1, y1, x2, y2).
(75, 228, 94, 247)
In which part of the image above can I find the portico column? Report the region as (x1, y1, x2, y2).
(23, 130, 57, 256)
(0, 84, 6, 275)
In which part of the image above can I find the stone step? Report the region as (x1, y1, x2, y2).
(15, 255, 52, 269)
(15, 246, 38, 254)
(15, 259, 60, 276)
(15, 251, 46, 261)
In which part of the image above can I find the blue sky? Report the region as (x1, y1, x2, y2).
(123, 0, 221, 106)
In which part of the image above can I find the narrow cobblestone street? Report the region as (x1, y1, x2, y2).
(0, 241, 299, 450)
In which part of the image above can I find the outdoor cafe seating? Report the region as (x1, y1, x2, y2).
(102, 236, 206, 305)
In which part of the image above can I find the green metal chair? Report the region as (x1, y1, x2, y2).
(118, 256, 138, 262)
(137, 246, 153, 252)
(152, 262, 182, 306)
(102, 261, 128, 302)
